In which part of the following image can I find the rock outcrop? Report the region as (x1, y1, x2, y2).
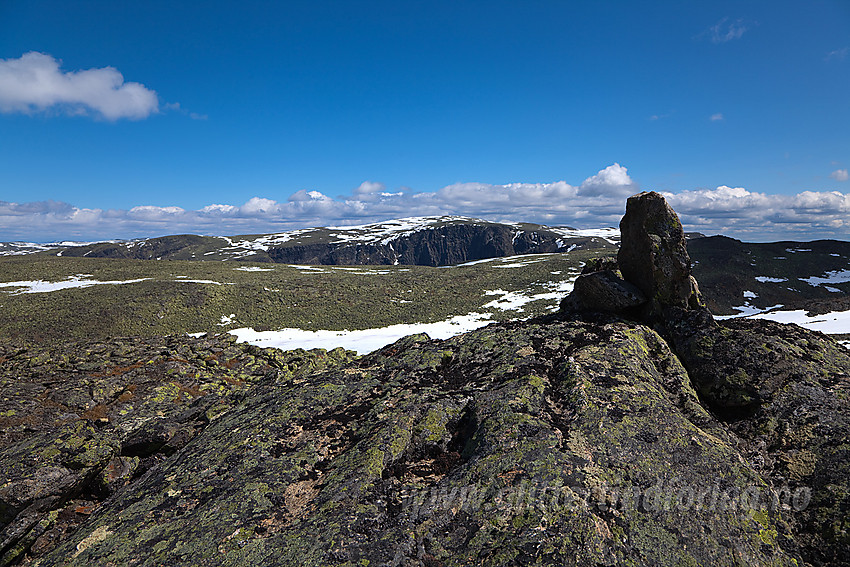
(0, 319, 847, 566)
(0, 335, 356, 566)
(559, 258, 646, 314)
(617, 191, 703, 316)
(561, 191, 703, 324)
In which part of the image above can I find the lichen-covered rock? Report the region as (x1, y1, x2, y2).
(668, 315, 850, 565)
(4, 318, 842, 566)
(618, 191, 703, 318)
(0, 335, 356, 566)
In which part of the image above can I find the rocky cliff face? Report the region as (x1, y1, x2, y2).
(268, 223, 575, 266)
(1, 195, 848, 566)
(52, 219, 616, 266)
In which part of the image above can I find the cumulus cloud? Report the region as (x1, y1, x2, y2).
(0, 52, 159, 120)
(706, 18, 748, 43)
(831, 169, 849, 182)
(577, 163, 636, 197)
(2, 164, 849, 242)
(666, 186, 850, 239)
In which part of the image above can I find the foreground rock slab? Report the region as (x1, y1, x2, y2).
(0, 334, 356, 566)
(2, 316, 846, 566)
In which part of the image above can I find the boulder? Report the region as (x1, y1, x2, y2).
(560, 267, 646, 313)
(617, 191, 703, 318)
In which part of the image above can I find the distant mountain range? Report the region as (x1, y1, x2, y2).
(0, 216, 620, 265)
(1, 215, 848, 322)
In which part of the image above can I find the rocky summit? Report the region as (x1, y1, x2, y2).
(1, 194, 848, 567)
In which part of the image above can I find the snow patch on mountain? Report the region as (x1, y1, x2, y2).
(748, 308, 850, 335)
(549, 227, 620, 245)
(0, 276, 151, 294)
(800, 269, 850, 286)
(230, 312, 495, 354)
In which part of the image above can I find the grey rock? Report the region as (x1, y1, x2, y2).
(617, 191, 703, 317)
(560, 269, 646, 313)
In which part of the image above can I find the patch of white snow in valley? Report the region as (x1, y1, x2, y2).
(441, 257, 503, 268)
(800, 269, 850, 286)
(230, 312, 494, 355)
(219, 314, 236, 326)
(235, 266, 275, 272)
(748, 309, 850, 335)
(439, 253, 559, 269)
(743, 290, 757, 299)
(482, 290, 531, 311)
(491, 254, 559, 269)
(718, 304, 850, 335)
(0, 276, 151, 294)
(493, 263, 532, 269)
(716, 304, 784, 318)
(174, 279, 230, 285)
(755, 276, 787, 283)
(482, 280, 576, 313)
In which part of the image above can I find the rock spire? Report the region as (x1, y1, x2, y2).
(560, 191, 703, 322)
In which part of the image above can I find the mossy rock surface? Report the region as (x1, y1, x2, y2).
(1, 316, 846, 566)
(0, 334, 356, 566)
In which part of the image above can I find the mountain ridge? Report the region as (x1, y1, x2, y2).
(2, 216, 620, 265)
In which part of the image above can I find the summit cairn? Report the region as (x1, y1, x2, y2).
(617, 191, 703, 318)
(560, 191, 703, 322)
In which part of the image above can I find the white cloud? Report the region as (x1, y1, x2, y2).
(831, 169, 849, 182)
(0, 52, 159, 120)
(128, 206, 185, 220)
(666, 186, 850, 239)
(707, 18, 748, 43)
(240, 197, 279, 214)
(825, 47, 848, 61)
(165, 101, 208, 121)
(710, 113, 724, 121)
(200, 204, 238, 214)
(2, 165, 849, 242)
(577, 163, 636, 197)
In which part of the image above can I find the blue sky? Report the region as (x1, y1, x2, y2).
(1, 0, 848, 241)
